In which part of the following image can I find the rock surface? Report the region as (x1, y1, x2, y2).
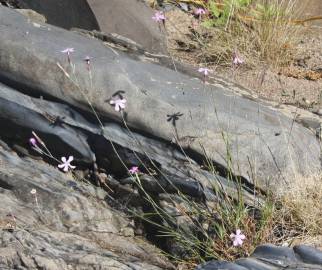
(15, 0, 167, 54)
(0, 140, 173, 270)
(16, 0, 99, 30)
(86, 0, 168, 54)
(196, 244, 322, 270)
(0, 6, 320, 191)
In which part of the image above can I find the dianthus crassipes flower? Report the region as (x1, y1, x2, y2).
(152, 11, 165, 23)
(230, 229, 246, 247)
(110, 97, 127, 112)
(58, 156, 76, 172)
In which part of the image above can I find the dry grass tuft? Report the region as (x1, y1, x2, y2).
(272, 173, 322, 245)
(198, 0, 307, 68)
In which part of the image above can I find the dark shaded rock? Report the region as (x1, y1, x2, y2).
(0, 82, 95, 163)
(196, 244, 322, 270)
(16, 0, 99, 30)
(0, 82, 257, 207)
(87, 0, 168, 54)
(0, 6, 320, 192)
(294, 245, 322, 265)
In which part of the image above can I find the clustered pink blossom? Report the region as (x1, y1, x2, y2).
(230, 229, 246, 247)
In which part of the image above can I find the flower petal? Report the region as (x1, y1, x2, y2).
(67, 156, 74, 162)
(61, 156, 67, 163)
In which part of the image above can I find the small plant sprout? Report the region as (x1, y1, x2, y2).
(152, 11, 165, 26)
(230, 229, 246, 247)
(58, 156, 76, 172)
(84, 56, 92, 71)
(109, 96, 127, 112)
(61, 47, 75, 64)
(129, 166, 139, 174)
(30, 188, 39, 207)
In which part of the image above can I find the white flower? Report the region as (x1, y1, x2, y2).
(61, 48, 75, 55)
(198, 67, 210, 76)
(110, 97, 127, 112)
(30, 189, 37, 195)
(58, 156, 76, 172)
(230, 229, 246, 247)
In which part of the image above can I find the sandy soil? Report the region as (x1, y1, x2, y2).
(164, 7, 322, 110)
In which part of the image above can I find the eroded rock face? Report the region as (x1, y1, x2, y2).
(0, 6, 320, 192)
(0, 142, 173, 270)
(196, 244, 322, 270)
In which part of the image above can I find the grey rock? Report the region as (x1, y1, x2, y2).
(196, 244, 322, 270)
(16, 0, 99, 30)
(0, 141, 173, 270)
(0, 82, 257, 206)
(86, 0, 168, 54)
(0, 6, 320, 192)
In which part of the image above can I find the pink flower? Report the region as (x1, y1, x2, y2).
(110, 97, 127, 112)
(198, 67, 210, 76)
(230, 229, 246, 247)
(152, 11, 165, 23)
(58, 156, 76, 172)
(129, 166, 139, 174)
(195, 8, 206, 15)
(29, 137, 37, 147)
(61, 48, 75, 55)
(232, 52, 244, 65)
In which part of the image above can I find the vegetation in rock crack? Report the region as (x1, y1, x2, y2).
(49, 31, 321, 269)
(5, 2, 321, 269)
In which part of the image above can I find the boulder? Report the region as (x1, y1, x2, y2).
(16, 0, 99, 30)
(86, 0, 168, 54)
(0, 6, 320, 192)
(196, 244, 322, 270)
